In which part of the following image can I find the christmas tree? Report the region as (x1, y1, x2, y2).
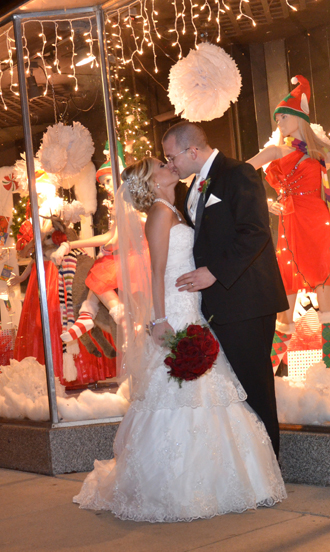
(115, 89, 153, 162)
(10, 196, 29, 241)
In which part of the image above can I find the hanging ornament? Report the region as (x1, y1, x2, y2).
(13, 155, 60, 196)
(168, 42, 242, 122)
(37, 122, 95, 179)
(310, 124, 330, 147)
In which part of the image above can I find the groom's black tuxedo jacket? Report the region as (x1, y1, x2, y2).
(184, 151, 288, 325)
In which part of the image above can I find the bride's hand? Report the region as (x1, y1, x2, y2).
(152, 320, 174, 346)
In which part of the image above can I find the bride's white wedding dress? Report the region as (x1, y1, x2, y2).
(73, 224, 286, 522)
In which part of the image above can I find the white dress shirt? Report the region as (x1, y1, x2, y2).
(187, 149, 218, 224)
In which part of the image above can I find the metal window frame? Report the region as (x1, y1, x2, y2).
(10, 5, 121, 427)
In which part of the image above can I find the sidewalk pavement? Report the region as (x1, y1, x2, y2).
(1, 467, 330, 552)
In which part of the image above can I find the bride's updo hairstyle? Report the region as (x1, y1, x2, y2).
(121, 157, 156, 213)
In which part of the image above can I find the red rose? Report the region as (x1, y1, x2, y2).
(191, 334, 204, 348)
(176, 336, 193, 352)
(164, 356, 175, 369)
(201, 332, 219, 357)
(186, 324, 204, 338)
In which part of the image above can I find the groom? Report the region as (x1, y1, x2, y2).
(162, 122, 288, 458)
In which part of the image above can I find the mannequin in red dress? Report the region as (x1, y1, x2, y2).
(9, 216, 116, 386)
(248, 75, 330, 371)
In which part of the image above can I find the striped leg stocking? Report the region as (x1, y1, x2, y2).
(60, 299, 99, 342)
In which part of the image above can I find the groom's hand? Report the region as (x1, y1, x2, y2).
(176, 267, 216, 292)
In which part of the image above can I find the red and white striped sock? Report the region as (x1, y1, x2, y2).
(60, 312, 94, 342)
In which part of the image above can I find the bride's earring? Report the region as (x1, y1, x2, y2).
(156, 183, 160, 189)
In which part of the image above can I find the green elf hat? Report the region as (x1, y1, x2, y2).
(96, 160, 112, 183)
(273, 75, 310, 123)
(103, 139, 126, 168)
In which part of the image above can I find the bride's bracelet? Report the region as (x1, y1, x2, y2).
(146, 316, 167, 336)
(150, 316, 168, 327)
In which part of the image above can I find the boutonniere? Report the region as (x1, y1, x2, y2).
(198, 177, 211, 199)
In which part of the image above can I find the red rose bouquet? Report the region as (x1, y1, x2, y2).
(163, 323, 219, 387)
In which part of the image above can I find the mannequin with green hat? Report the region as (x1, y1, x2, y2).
(248, 75, 330, 373)
(51, 140, 127, 343)
(96, 139, 126, 192)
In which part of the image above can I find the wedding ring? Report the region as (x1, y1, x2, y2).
(190, 282, 194, 287)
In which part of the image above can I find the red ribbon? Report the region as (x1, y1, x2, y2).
(16, 220, 33, 251)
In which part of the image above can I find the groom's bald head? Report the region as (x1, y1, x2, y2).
(162, 122, 209, 151)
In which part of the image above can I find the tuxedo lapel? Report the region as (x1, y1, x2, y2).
(193, 152, 226, 242)
(204, 152, 225, 202)
(194, 193, 204, 243)
(184, 175, 196, 228)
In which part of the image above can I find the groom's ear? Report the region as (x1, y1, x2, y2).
(190, 147, 198, 160)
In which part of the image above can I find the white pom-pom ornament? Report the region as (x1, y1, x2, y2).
(13, 154, 60, 195)
(168, 42, 242, 122)
(38, 122, 95, 178)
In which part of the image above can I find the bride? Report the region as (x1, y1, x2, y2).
(73, 157, 286, 522)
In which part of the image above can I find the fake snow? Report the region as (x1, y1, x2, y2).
(2, 357, 330, 426)
(275, 361, 330, 425)
(0, 357, 129, 422)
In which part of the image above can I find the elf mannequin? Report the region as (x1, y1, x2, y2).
(248, 75, 330, 371)
(52, 160, 123, 342)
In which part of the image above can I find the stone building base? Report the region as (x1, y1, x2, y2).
(2, 419, 330, 484)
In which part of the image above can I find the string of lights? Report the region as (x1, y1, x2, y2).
(172, 0, 183, 60)
(38, 21, 49, 96)
(237, 0, 256, 27)
(105, 0, 301, 75)
(201, 0, 212, 24)
(107, 0, 297, 73)
(0, 26, 12, 110)
(126, 5, 143, 71)
(214, 0, 221, 42)
(6, 32, 18, 97)
(143, 0, 158, 72)
(189, 0, 199, 48)
(0, 59, 6, 110)
(0, 16, 98, 110)
(0, 0, 304, 107)
(181, 0, 187, 35)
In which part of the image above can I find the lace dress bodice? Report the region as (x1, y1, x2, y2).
(164, 224, 198, 329)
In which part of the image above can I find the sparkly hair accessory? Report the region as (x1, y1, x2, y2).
(124, 174, 145, 195)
